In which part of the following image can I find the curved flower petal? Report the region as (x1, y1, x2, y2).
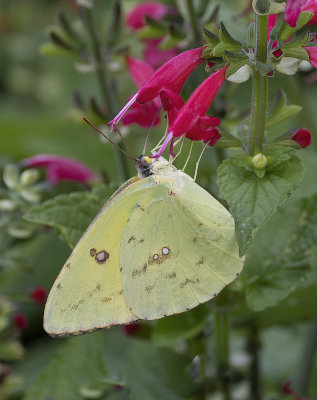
(22, 155, 99, 185)
(126, 1, 169, 30)
(169, 67, 227, 138)
(305, 46, 317, 68)
(125, 56, 155, 88)
(122, 101, 161, 127)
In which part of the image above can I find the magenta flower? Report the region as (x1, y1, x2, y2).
(285, 0, 317, 27)
(304, 46, 317, 68)
(21, 154, 99, 185)
(151, 67, 227, 158)
(292, 128, 312, 147)
(122, 56, 161, 127)
(144, 38, 178, 68)
(108, 47, 205, 129)
(126, 1, 169, 30)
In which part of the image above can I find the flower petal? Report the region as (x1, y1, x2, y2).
(144, 38, 178, 68)
(292, 128, 312, 147)
(285, 0, 307, 27)
(126, 1, 169, 30)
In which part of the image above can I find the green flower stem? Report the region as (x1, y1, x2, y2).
(83, 7, 129, 182)
(248, 14, 268, 155)
(186, 0, 200, 44)
(247, 323, 261, 400)
(214, 289, 231, 400)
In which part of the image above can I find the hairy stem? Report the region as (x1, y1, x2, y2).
(248, 14, 268, 155)
(214, 290, 231, 400)
(83, 7, 129, 181)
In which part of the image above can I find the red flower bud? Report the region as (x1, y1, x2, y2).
(123, 323, 141, 336)
(292, 128, 312, 148)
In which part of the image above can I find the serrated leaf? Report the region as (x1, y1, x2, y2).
(217, 152, 304, 256)
(243, 195, 317, 311)
(23, 184, 115, 248)
(278, 12, 314, 42)
(23, 333, 107, 400)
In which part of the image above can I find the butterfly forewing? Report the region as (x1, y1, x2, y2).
(44, 178, 149, 337)
(120, 171, 243, 320)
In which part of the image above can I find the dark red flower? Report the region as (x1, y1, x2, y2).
(292, 128, 312, 147)
(144, 38, 178, 68)
(13, 313, 28, 330)
(282, 381, 312, 400)
(30, 287, 47, 304)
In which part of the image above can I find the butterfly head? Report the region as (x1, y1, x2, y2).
(136, 155, 174, 178)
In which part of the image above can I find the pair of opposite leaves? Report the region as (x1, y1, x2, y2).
(44, 157, 243, 337)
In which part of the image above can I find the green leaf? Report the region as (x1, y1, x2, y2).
(267, 89, 302, 128)
(152, 305, 211, 347)
(278, 12, 314, 42)
(269, 14, 285, 41)
(203, 28, 220, 47)
(217, 150, 304, 256)
(213, 22, 242, 57)
(23, 333, 107, 400)
(243, 194, 317, 311)
(281, 30, 310, 49)
(23, 184, 115, 248)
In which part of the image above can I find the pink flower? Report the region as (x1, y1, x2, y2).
(304, 46, 317, 68)
(292, 128, 312, 147)
(122, 56, 161, 128)
(21, 155, 99, 185)
(13, 313, 28, 330)
(108, 47, 205, 129)
(126, 1, 169, 30)
(151, 67, 227, 158)
(285, 0, 317, 27)
(144, 38, 178, 68)
(30, 287, 47, 304)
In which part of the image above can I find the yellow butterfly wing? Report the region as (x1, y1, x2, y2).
(120, 171, 243, 320)
(44, 177, 150, 337)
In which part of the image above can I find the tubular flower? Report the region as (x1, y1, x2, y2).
(292, 128, 312, 147)
(21, 155, 99, 185)
(285, 0, 317, 27)
(151, 67, 227, 158)
(108, 47, 205, 129)
(122, 56, 161, 127)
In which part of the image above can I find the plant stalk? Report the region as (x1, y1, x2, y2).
(186, 0, 200, 44)
(83, 7, 129, 182)
(248, 14, 268, 155)
(214, 290, 231, 400)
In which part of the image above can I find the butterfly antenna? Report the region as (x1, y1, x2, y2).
(113, 124, 136, 160)
(194, 140, 211, 181)
(182, 141, 194, 172)
(143, 98, 168, 155)
(83, 117, 136, 161)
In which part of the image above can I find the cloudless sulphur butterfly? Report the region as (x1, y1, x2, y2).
(44, 156, 243, 337)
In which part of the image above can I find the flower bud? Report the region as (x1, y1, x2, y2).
(20, 169, 41, 186)
(276, 57, 300, 75)
(252, 153, 267, 169)
(227, 65, 251, 83)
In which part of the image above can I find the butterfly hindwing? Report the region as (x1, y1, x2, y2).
(120, 172, 243, 320)
(44, 178, 149, 337)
